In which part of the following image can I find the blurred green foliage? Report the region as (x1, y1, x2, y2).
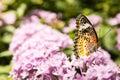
(0, 0, 120, 79)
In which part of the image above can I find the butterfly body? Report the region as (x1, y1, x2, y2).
(74, 14, 99, 57)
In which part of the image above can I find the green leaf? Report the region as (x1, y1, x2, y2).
(68, 30, 75, 40)
(1, 33, 13, 43)
(0, 51, 12, 57)
(5, 25, 16, 33)
(17, 3, 27, 18)
(63, 46, 73, 57)
(0, 64, 12, 80)
(0, 65, 12, 74)
(0, 75, 11, 80)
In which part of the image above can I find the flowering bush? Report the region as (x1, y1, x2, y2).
(9, 20, 120, 79)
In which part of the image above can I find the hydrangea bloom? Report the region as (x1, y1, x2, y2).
(116, 28, 120, 50)
(71, 48, 120, 80)
(9, 22, 74, 80)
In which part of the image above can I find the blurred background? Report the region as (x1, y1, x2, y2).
(0, 0, 120, 79)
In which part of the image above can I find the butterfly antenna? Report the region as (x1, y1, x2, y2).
(98, 27, 101, 38)
(100, 27, 112, 40)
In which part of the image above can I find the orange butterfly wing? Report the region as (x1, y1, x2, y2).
(74, 14, 99, 57)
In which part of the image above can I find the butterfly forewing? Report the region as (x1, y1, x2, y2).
(74, 14, 99, 58)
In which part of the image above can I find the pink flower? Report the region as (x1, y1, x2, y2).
(1, 11, 16, 25)
(9, 22, 74, 80)
(116, 13, 120, 23)
(71, 48, 120, 80)
(86, 64, 118, 80)
(10, 23, 73, 53)
(22, 9, 57, 24)
(38, 10, 57, 23)
(22, 15, 40, 24)
(108, 13, 120, 26)
(108, 18, 119, 26)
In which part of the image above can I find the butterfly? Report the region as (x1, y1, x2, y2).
(74, 14, 100, 58)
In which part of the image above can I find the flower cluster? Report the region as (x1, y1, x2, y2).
(108, 13, 120, 26)
(22, 9, 57, 24)
(9, 22, 74, 80)
(71, 48, 120, 80)
(22, 9, 65, 30)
